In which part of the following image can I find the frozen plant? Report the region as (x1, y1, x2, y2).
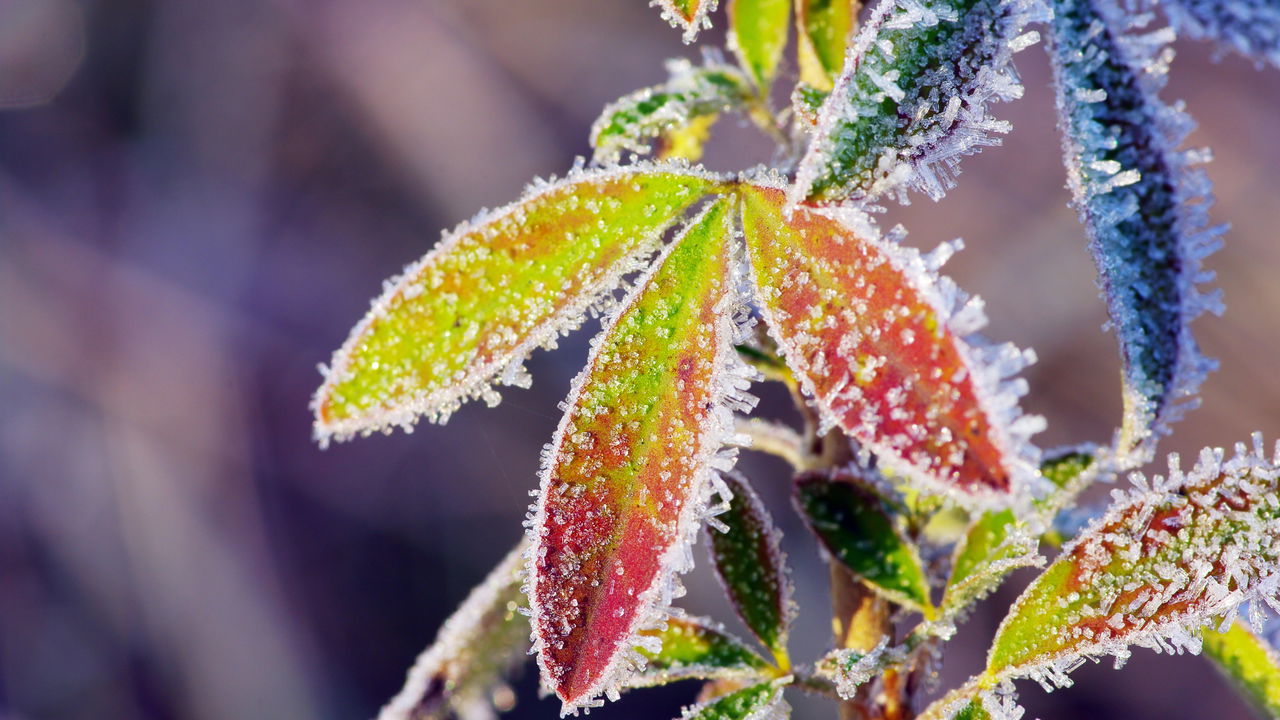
(311, 1, 1280, 718)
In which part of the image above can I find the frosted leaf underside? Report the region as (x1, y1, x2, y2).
(986, 436, 1280, 689)
(740, 184, 1041, 505)
(375, 542, 529, 720)
(528, 198, 744, 711)
(1047, 0, 1222, 465)
(707, 472, 794, 659)
(792, 0, 1044, 205)
(312, 166, 715, 444)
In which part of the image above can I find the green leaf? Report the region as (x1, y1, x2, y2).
(792, 0, 1044, 205)
(795, 470, 935, 615)
(791, 83, 829, 128)
(680, 680, 789, 720)
(629, 615, 773, 688)
(313, 165, 718, 445)
(795, 0, 859, 90)
(708, 472, 795, 664)
(528, 197, 752, 711)
(984, 436, 1280, 689)
(739, 183, 1043, 506)
(941, 449, 1099, 615)
(729, 0, 791, 89)
(1202, 620, 1280, 719)
(655, 0, 720, 42)
(377, 541, 529, 720)
(591, 61, 754, 166)
(815, 639, 906, 699)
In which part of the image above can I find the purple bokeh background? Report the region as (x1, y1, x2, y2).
(1, 1, 1279, 718)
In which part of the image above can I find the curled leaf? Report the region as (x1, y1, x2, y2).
(655, 0, 721, 42)
(791, 0, 1047, 205)
(1201, 619, 1280, 718)
(680, 679, 790, 720)
(795, 469, 934, 614)
(1046, 0, 1223, 465)
(1161, 0, 1280, 69)
(376, 542, 529, 720)
(629, 615, 773, 688)
(985, 435, 1280, 690)
(591, 61, 754, 166)
(707, 472, 795, 664)
(313, 164, 719, 445)
(795, 0, 860, 90)
(729, 0, 791, 89)
(740, 182, 1044, 507)
(528, 198, 756, 711)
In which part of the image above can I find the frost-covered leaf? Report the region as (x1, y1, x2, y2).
(984, 435, 1280, 690)
(791, 83, 829, 128)
(679, 679, 790, 720)
(1046, 0, 1223, 465)
(655, 0, 720, 42)
(1161, 0, 1280, 69)
(795, 0, 860, 90)
(1202, 619, 1280, 718)
(729, 0, 791, 89)
(628, 615, 773, 688)
(313, 165, 718, 445)
(707, 472, 795, 663)
(942, 450, 1099, 615)
(592, 60, 754, 166)
(815, 638, 907, 699)
(376, 542, 529, 720)
(739, 183, 1043, 507)
(528, 198, 756, 712)
(791, 0, 1047, 205)
(795, 469, 935, 614)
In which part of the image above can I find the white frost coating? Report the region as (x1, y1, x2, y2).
(817, 639, 908, 699)
(679, 678, 791, 720)
(376, 541, 529, 720)
(524, 199, 758, 715)
(652, 0, 719, 43)
(1046, 0, 1224, 468)
(790, 0, 1050, 206)
(989, 433, 1280, 690)
(312, 160, 726, 447)
(623, 613, 770, 689)
(1154, 0, 1280, 69)
(746, 173, 1046, 512)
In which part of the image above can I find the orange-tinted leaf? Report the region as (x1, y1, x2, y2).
(738, 182, 1042, 508)
(528, 198, 754, 712)
(656, 0, 719, 42)
(312, 165, 717, 445)
(985, 435, 1280, 689)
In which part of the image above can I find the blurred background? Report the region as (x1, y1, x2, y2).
(1, 1, 1278, 718)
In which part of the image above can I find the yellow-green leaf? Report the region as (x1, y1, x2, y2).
(729, 0, 791, 89)
(795, 0, 860, 90)
(528, 198, 752, 711)
(376, 541, 529, 720)
(629, 616, 773, 688)
(1202, 620, 1280, 719)
(656, 0, 720, 42)
(681, 680, 790, 720)
(985, 437, 1280, 689)
(313, 165, 717, 445)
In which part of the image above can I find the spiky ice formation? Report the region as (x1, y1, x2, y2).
(984, 434, 1280, 691)
(591, 58, 753, 165)
(311, 162, 720, 446)
(654, 0, 720, 42)
(1160, 0, 1280, 69)
(791, 0, 1048, 206)
(526, 198, 759, 714)
(376, 541, 529, 720)
(1046, 0, 1224, 466)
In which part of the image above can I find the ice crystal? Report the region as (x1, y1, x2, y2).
(591, 58, 754, 166)
(679, 679, 791, 720)
(985, 434, 1280, 689)
(816, 639, 908, 699)
(654, 0, 720, 43)
(376, 542, 529, 720)
(626, 614, 772, 689)
(1159, 0, 1280, 69)
(791, 0, 1049, 206)
(313, 162, 723, 446)
(526, 198, 759, 713)
(1046, 0, 1224, 466)
(741, 180, 1046, 508)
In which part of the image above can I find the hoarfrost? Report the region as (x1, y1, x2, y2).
(1157, 0, 1280, 69)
